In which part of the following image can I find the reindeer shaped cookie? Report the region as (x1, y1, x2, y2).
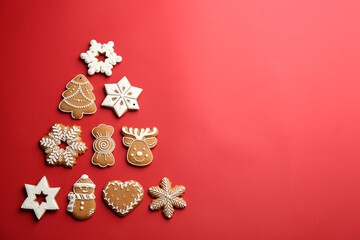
(121, 127, 158, 166)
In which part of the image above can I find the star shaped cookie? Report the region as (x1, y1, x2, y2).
(149, 177, 187, 219)
(101, 77, 142, 118)
(21, 176, 60, 220)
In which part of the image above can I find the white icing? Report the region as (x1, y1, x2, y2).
(121, 127, 158, 140)
(73, 182, 96, 188)
(149, 177, 187, 219)
(67, 175, 96, 213)
(80, 40, 122, 76)
(81, 174, 89, 179)
(91, 124, 116, 168)
(58, 75, 97, 118)
(21, 176, 60, 220)
(101, 77, 143, 118)
(40, 124, 87, 167)
(121, 127, 158, 166)
(102, 180, 143, 215)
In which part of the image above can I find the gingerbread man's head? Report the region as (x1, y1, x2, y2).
(73, 174, 95, 194)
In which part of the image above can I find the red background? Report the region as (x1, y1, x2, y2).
(1, 0, 360, 239)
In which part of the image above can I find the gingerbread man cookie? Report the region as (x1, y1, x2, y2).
(121, 127, 158, 166)
(149, 177, 187, 219)
(67, 174, 96, 220)
(92, 124, 116, 168)
(102, 180, 144, 217)
(59, 74, 97, 119)
(40, 123, 87, 168)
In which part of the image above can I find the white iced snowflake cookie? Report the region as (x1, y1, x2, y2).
(149, 177, 186, 219)
(40, 123, 87, 168)
(21, 176, 60, 220)
(80, 40, 122, 76)
(101, 76, 143, 118)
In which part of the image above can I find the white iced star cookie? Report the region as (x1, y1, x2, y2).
(80, 40, 122, 76)
(21, 176, 60, 220)
(101, 77, 143, 118)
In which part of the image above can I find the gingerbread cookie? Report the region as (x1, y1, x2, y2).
(121, 126, 158, 166)
(58, 74, 97, 119)
(40, 123, 87, 168)
(92, 124, 116, 168)
(21, 176, 60, 220)
(80, 40, 122, 76)
(67, 174, 96, 220)
(101, 77, 143, 118)
(102, 180, 144, 217)
(149, 177, 186, 219)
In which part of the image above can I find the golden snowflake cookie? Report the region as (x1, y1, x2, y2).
(39, 123, 87, 168)
(149, 177, 187, 219)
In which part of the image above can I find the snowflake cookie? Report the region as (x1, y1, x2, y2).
(101, 76, 143, 118)
(80, 40, 122, 76)
(21, 176, 60, 220)
(149, 177, 187, 219)
(40, 123, 87, 168)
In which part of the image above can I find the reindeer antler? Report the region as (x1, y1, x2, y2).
(121, 126, 158, 140)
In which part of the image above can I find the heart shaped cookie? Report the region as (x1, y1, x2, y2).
(102, 180, 144, 217)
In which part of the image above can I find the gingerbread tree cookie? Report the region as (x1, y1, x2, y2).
(59, 74, 97, 119)
(149, 177, 186, 219)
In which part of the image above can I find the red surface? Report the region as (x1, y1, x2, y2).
(1, 0, 360, 239)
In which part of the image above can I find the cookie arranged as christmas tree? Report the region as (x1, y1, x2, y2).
(59, 74, 97, 119)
